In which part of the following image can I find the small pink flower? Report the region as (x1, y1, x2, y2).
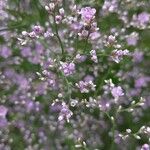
(141, 144, 150, 150)
(111, 86, 124, 100)
(80, 7, 96, 22)
(138, 12, 150, 24)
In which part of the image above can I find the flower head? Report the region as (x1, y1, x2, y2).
(141, 144, 150, 150)
(76, 80, 96, 93)
(80, 7, 96, 22)
(58, 102, 73, 122)
(138, 12, 150, 24)
(111, 86, 124, 101)
(111, 49, 129, 63)
(59, 62, 75, 76)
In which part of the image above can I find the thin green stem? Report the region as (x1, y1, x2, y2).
(103, 111, 116, 150)
(110, 117, 115, 150)
(56, 58, 72, 99)
(0, 24, 26, 32)
(94, 66, 111, 97)
(84, 32, 90, 52)
(60, 70, 72, 100)
(53, 13, 65, 60)
(73, 34, 79, 57)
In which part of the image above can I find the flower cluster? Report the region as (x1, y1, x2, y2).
(59, 61, 75, 76)
(76, 80, 96, 93)
(111, 49, 129, 63)
(0, 0, 149, 149)
(80, 7, 96, 23)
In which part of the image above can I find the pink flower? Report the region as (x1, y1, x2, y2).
(90, 50, 98, 63)
(59, 62, 75, 76)
(138, 12, 150, 24)
(111, 86, 124, 100)
(111, 49, 129, 63)
(141, 144, 150, 150)
(80, 7, 96, 22)
(58, 102, 73, 122)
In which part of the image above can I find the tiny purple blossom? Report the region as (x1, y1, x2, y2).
(111, 86, 124, 100)
(60, 62, 75, 76)
(58, 102, 73, 122)
(141, 144, 150, 150)
(80, 7, 96, 22)
(111, 49, 129, 63)
(44, 28, 54, 38)
(138, 12, 150, 24)
(51, 101, 63, 112)
(76, 80, 96, 93)
(90, 50, 98, 63)
(102, 0, 118, 14)
(33, 25, 43, 34)
(55, 15, 62, 24)
(28, 31, 37, 38)
(75, 54, 87, 62)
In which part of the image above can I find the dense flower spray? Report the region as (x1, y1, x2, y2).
(0, 0, 149, 149)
